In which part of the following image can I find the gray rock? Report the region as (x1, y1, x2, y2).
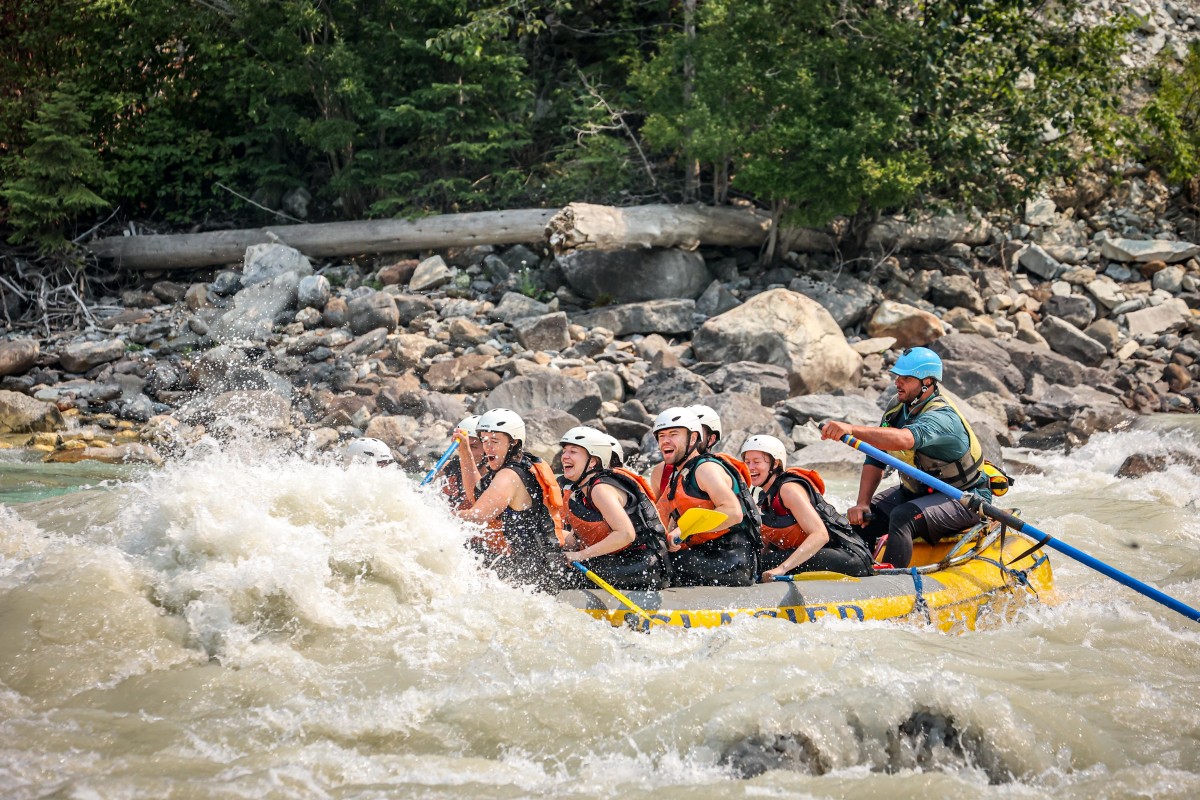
(210, 271, 301, 342)
(130, 319, 173, 346)
(706, 391, 788, 453)
(1100, 237, 1200, 263)
(602, 416, 651, 441)
(1018, 244, 1063, 280)
(634, 366, 714, 410)
(572, 300, 696, 336)
(151, 281, 187, 304)
(941, 360, 1016, 399)
(705, 361, 791, 407)
(499, 244, 542, 273)
(0, 389, 64, 433)
(522, 407, 581, 464)
(1084, 318, 1121, 354)
(409, 255, 453, 292)
(694, 289, 862, 395)
(591, 370, 625, 403)
(392, 294, 437, 325)
(297, 275, 332, 310)
(1125, 298, 1190, 337)
(241, 243, 313, 287)
(59, 339, 126, 373)
(789, 273, 877, 329)
(342, 327, 390, 358)
(778, 393, 883, 427)
(929, 274, 985, 314)
(177, 390, 294, 438)
(211, 271, 242, 296)
(1036, 316, 1108, 366)
(1042, 294, 1097, 329)
(558, 248, 712, 302)
(478, 373, 603, 420)
(929, 334, 1025, 394)
(1005, 339, 1086, 387)
(0, 339, 38, 377)
(282, 187, 312, 219)
(513, 312, 571, 352)
(695, 280, 742, 317)
(348, 291, 400, 335)
(490, 292, 551, 323)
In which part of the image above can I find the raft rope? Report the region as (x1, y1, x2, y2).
(975, 554, 1049, 599)
(910, 567, 932, 624)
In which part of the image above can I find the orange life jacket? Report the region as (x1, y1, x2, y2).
(564, 467, 664, 549)
(758, 467, 827, 550)
(472, 452, 565, 552)
(656, 453, 754, 547)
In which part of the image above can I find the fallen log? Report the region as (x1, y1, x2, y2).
(86, 209, 558, 271)
(545, 202, 835, 254)
(86, 203, 838, 271)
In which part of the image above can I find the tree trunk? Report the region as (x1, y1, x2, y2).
(86, 209, 558, 271)
(86, 203, 837, 271)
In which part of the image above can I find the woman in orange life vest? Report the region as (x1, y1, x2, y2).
(650, 407, 759, 587)
(455, 408, 564, 590)
(740, 435, 875, 581)
(557, 426, 669, 591)
(444, 414, 484, 510)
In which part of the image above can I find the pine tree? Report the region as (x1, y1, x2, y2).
(1, 88, 108, 253)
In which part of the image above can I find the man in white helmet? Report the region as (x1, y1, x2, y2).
(456, 407, 565, 590)
(740, 434, 873, 581)
(557, 426, 668, 590)
(344, 437, 396, 467)
(650, 407, 759, 587)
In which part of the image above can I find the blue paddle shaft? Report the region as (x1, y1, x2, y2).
(841, 434, 1200, 624)
(420, 441, 459, 487)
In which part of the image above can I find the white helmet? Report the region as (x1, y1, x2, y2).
(652, 407, 704, 436)
(345, 437, 395, 466)
(476, 407, 526, 444)
(689, 404, 722, 439)
(603, 433, 625, 466)
(740, 434, 787, 468)
(559, 426, 613, 465)
(457, 414, 482, 437)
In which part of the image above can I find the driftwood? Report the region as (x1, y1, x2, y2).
(86, 203, 838, 271)
(86, 209, 557, 271)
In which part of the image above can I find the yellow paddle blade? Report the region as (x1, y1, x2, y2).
(677, 507, 729, 540)
(783, 570, 861, 583)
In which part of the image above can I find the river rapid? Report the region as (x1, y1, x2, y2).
(1, 420, 1198, 799)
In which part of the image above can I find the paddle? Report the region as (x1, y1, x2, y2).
(836, 433, 1200, 624)
(772, 571, 861, 583)
(572, 561, 657, 625)
(671, 507, 730, 545)
(419, 440, 459, 487)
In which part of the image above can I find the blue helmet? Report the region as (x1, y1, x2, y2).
(890, 347, 943, 381)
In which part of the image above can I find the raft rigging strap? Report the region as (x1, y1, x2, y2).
(910, 567, 931, 624)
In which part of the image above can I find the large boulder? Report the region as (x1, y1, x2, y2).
(929, 334, 1025, 395)
(522, 407, 581, 464)
(634, 367, 713, 410)
(1036, 316, 1108, 367)
(705, 362, 791, 407)
(241, 243, 313, 287)
(1101, 237, 1200, 264)
(0, 390, 64, 433)
(693, 288, 862, 396)
(778, 393, 884, 427)
(478, 373, 602, 420)
(706, 391, 788, 455)
(211, 271, 301, 342)
(558, 248, 712, 302)
(789, 273, 877, 328)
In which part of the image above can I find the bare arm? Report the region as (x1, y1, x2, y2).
(564, 483, 636, 562)
(456, 431, 480, 501)
(761, 481, 829, 581)
(821, 420, 915, 452)
(693, 461, 743, 527)
(457, 467, 522, 524)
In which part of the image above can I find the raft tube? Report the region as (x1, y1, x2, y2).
(557, 520, 1054, 632)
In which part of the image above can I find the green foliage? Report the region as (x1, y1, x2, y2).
(0, 88, 107, 252)
(634, 0, 1133, 226)
(1140, 41, 1200, 185)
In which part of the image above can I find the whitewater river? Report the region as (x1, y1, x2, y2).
(1, 418, 1198, 799)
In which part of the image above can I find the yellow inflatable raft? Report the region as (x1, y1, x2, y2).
(557, 520, 1054, 632)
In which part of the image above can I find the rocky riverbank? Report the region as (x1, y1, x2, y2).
(1, 170, 1198, 476)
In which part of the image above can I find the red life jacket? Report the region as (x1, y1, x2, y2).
(563, 467, 665, 550)
(759, 467, 827, 550)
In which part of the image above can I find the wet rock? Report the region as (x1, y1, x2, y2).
(184, 283, 210, 310)
(211, 270, 242, 296)
(177, 389, 294, 438)
(0, 390, 65, 433)
(0, 339, 39, 377)
(720, 732, 829, 778)
(1117, 451, 1200, 478)
(695, 289, 862, 395)
(130, 318, 173, 346)
(44, 442, 163, 466)
(210, 271, 300, 342)
(59, 339, 126, 373)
